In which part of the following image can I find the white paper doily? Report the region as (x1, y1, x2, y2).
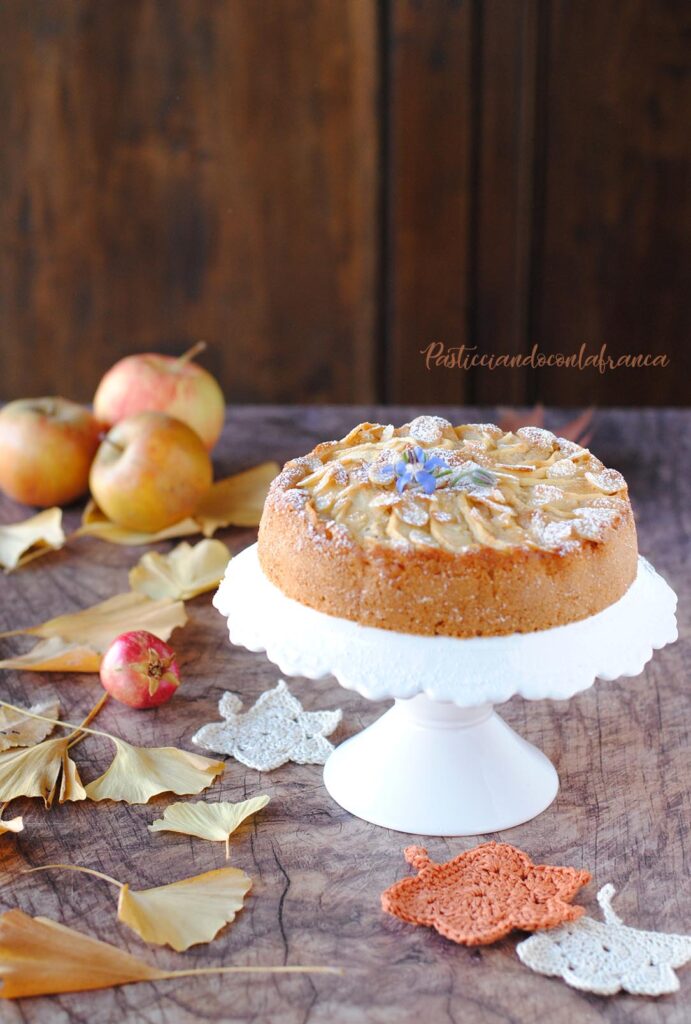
(214, 545, 677, 708)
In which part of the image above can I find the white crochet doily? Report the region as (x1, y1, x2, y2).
(192, 680, 342, 771)
(517, 884, 691, 997)
(214, 545, 678, 707)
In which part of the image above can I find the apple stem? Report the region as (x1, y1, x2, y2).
(176, 341, 207, 367)
(99, 434, 124, 453)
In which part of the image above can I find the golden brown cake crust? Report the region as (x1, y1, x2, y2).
(258, 419, 638, 638)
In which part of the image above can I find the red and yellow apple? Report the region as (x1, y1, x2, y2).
(93, 343, 225, 450)
(0, 397, 102, 507)
(89, 411, 213, 532)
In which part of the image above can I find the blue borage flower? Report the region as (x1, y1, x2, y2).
(394, 446, 450, 494)
(388, 447, 498, 495)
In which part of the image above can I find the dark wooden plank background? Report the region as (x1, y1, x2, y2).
(0, 1, 689, 406)
(0, 405, 688, 1023)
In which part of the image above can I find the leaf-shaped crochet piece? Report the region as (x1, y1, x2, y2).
(0, 698, 60, 750)
(194, 462, 279, 535)
(0, 508, 65, 571)
(85, 738, 224, 804)
(0, 909, 339, 998)
(381, 844, 590, 946)
(517, 884, 691, 996)
(118, 867, 252, 951)
(192, 680, 342, 771)
(75, 500, 201, 546)
(0, 738, 86, 808)
(129, 539, 231, 600)
(149, 796, 269, 857)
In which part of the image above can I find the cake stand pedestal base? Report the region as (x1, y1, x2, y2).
(214, 544, 677, 837)
(323, 694, 558, 835)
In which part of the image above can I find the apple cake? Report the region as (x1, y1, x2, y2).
(257, 417, 638, 637)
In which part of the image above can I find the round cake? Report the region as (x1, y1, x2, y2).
(258, 417, 638, 637)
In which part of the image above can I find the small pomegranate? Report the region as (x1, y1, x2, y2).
(99, 630, 181, 709)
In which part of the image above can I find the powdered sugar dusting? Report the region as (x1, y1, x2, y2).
(528, 513, 575, 551)
(585, 468, 626, 495)
(406, 415, 452, 444)
(268, 419, 631, 557)
(530, 484, 566, 507)
(557, 437, 586, 457)
(546, 459, 577, 479)
(572, 505, 619, 540)
(516, 426, 557, 451)
(398, 499, 430, 527)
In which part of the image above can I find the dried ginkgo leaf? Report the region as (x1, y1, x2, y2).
(0, 697, 220, 806)
(118, 866, 252, 950)
(85, 738, 224, 804)
(0, 698, 60, 751)
(0, 591, 186, 648)
(0, 508, 65, 571)
(129, 539, 231, 600)
(0, 593, 187, 672)
(75, 500, 201, 546)
(0, 694, 108, 807)
(0, 638, 101, 673)
(195, 462, 279, 536)
(0, 909, 165, 997)
(149, 795, 270, 857)
(29, 863, 251, 952)
(0, 909, 338, 999)
(0, 737, 86, 808)
(0, 806, 23, 837)
(0, 637, 102, 673)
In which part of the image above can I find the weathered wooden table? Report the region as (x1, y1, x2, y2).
(0, 407, 688, 1024)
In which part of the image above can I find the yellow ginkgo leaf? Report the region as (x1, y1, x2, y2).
(129, 539, 231, 600)
(0, 637, 102, 673)
(28, 863, 251, 952)
(0, 698, 60, 751)
(1, 591, 187, 648)
(0, 806, 23, 837)
(0, 697, 219, 807)
(75, 500, 201, 546)
(0, 909, 165, 997)
(0, 909, 339, 998)
(85, 738, 224, 804)
(118, 867, 252, 950)
(0, 593, 187, 673)
(0, 737, 86, 808)
(195, 462, 279, 536)
(149, 796, 269, 857)
(0, 508, 65, 571)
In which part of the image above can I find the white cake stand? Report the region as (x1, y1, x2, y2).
(213, 544, 677, 836)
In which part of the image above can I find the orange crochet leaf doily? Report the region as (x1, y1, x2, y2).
(381, 843, 591, 946)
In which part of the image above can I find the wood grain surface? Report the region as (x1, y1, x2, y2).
(1, 2, 689, 406)
(0, 406, 688, 1023)
(0, 0, 379, 405)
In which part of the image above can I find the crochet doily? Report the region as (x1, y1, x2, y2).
(192, 680, 342, 771)
(517, 884, 691, 996)
(381, 844, 590, 946)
